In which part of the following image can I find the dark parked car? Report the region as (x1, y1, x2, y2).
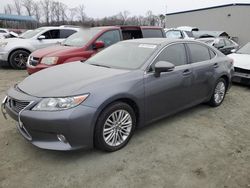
(2, 39, 233, 152)
(27, 26, 165, 74)
(197, 37, 239, 55)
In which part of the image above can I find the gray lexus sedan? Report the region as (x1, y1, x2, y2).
(1, 38, 233, 152)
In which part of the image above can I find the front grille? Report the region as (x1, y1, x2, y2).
(7, 98, 30, 113)
(234, 67, 250, 74)
(29, 56, 40, 66)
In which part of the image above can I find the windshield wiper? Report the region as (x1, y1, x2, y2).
(90, 63, 111, 68)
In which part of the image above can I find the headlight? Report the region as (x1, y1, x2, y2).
(32, 94, 89, 111)
(0, 42, 8, 48)
(40, 57, 58, 65)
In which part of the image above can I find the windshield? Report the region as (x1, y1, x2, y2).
(86, 42, 158, 70)
(19, 28, 45, 39)
(237, 43, 250, 55)
(62, 28, 102, 47)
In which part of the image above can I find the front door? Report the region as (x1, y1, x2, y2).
(144, 43, 194, 123)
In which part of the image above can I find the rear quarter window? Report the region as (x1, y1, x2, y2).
(60, 29, 77, 38)
(187, 43, 211, 63)
(142, 29, 164, 38)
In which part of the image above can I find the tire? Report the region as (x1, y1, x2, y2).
(94, 102, 136, 152)
(9, 50, 30, 69)
(208, 78, 227, 107)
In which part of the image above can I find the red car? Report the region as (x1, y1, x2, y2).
(26, 26, 165, 74)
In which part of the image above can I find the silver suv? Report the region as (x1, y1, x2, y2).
(0, 26, 79, 69)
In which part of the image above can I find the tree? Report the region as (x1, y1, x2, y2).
(33, 2, 41, 22)
(14, 0, 22, 15)
(4, 4, 13, 14)
(22, 0, 34, 16)
(118, 10, 130, 25)
(159, 14, 166, 27)
(41, 0, 51, 25)
(77, 4, 86, 23)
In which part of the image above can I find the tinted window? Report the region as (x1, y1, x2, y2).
(60, 29, 77, 38)
(185, 31, 194, 37)
(142, 29, 163, 38)
(96, 30, 121, 47)
(156, 44, 187, 66)
(188, 43, 211, 63)
(0, 30, 7, 33)
(42, 29, 60, 39)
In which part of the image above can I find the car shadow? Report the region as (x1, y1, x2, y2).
(29, 103, 209, 161)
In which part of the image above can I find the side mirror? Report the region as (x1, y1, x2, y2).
(93, 41, 105, 50)
(37, 35, 45, 40)
(154, 61, 175, 77)
(231, 49, 236, 53)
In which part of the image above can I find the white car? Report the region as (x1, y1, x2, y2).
(228, 43, 250, 85)
(165, 28, 195, 39)
(0, 26, 79, 69)
(0, 29, 10, 39)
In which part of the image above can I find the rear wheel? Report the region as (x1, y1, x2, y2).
(208, 78, 227, 107)
(94, 102, 136, 152)
(9, 50, 30, 69)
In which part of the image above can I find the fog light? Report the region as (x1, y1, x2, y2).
(57, 134, 67, 143)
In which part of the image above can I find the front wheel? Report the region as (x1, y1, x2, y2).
(94, 102, 136, 152)
(9, 50, 30, 69)
(208, 78, 227, 107)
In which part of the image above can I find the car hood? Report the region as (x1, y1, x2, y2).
(18, 62, 129, 97)
(0, 37, 26, 43)
(31, 45, 82, 57)
(228, 53, 250, 70)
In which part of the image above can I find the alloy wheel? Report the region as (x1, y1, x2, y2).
(103, 110, 132, 147)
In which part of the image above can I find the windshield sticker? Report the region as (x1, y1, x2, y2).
(138, 44, 157, 49)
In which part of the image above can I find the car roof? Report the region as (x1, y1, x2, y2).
(39, 26, 79, 30)
(121, 38, 198, 45)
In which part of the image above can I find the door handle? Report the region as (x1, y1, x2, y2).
(213, 63, 219, 68)
(182, 69, 192, 76)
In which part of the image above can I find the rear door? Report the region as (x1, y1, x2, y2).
(186, 43, 215, 102)
(144, 43, 193, 122)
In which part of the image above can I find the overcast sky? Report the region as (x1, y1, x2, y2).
(1, 0, 250, 18)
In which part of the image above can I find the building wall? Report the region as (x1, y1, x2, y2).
(166, 5, 250, 45)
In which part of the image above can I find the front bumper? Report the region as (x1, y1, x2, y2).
(232, 71, 250, 85)
(2, 88, 98, 151)
(0, 51, 9, 66)
(27, 64, 52, 75)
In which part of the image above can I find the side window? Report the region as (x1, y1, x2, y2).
(60, 29, 77, 38)
(42, 30, 60, 39)
(188, 43, 211, 63)
(142, 29, 163, 38)
(156, 44, 187, 66)
(0, 30, 7, 33)
(96, 30, 121, 47)
(218, 39, 225, 46)
(165, 31, 183, 39)
(224, 39, 233, 46)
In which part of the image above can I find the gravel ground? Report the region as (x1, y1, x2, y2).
(0, 68, 250, 188)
